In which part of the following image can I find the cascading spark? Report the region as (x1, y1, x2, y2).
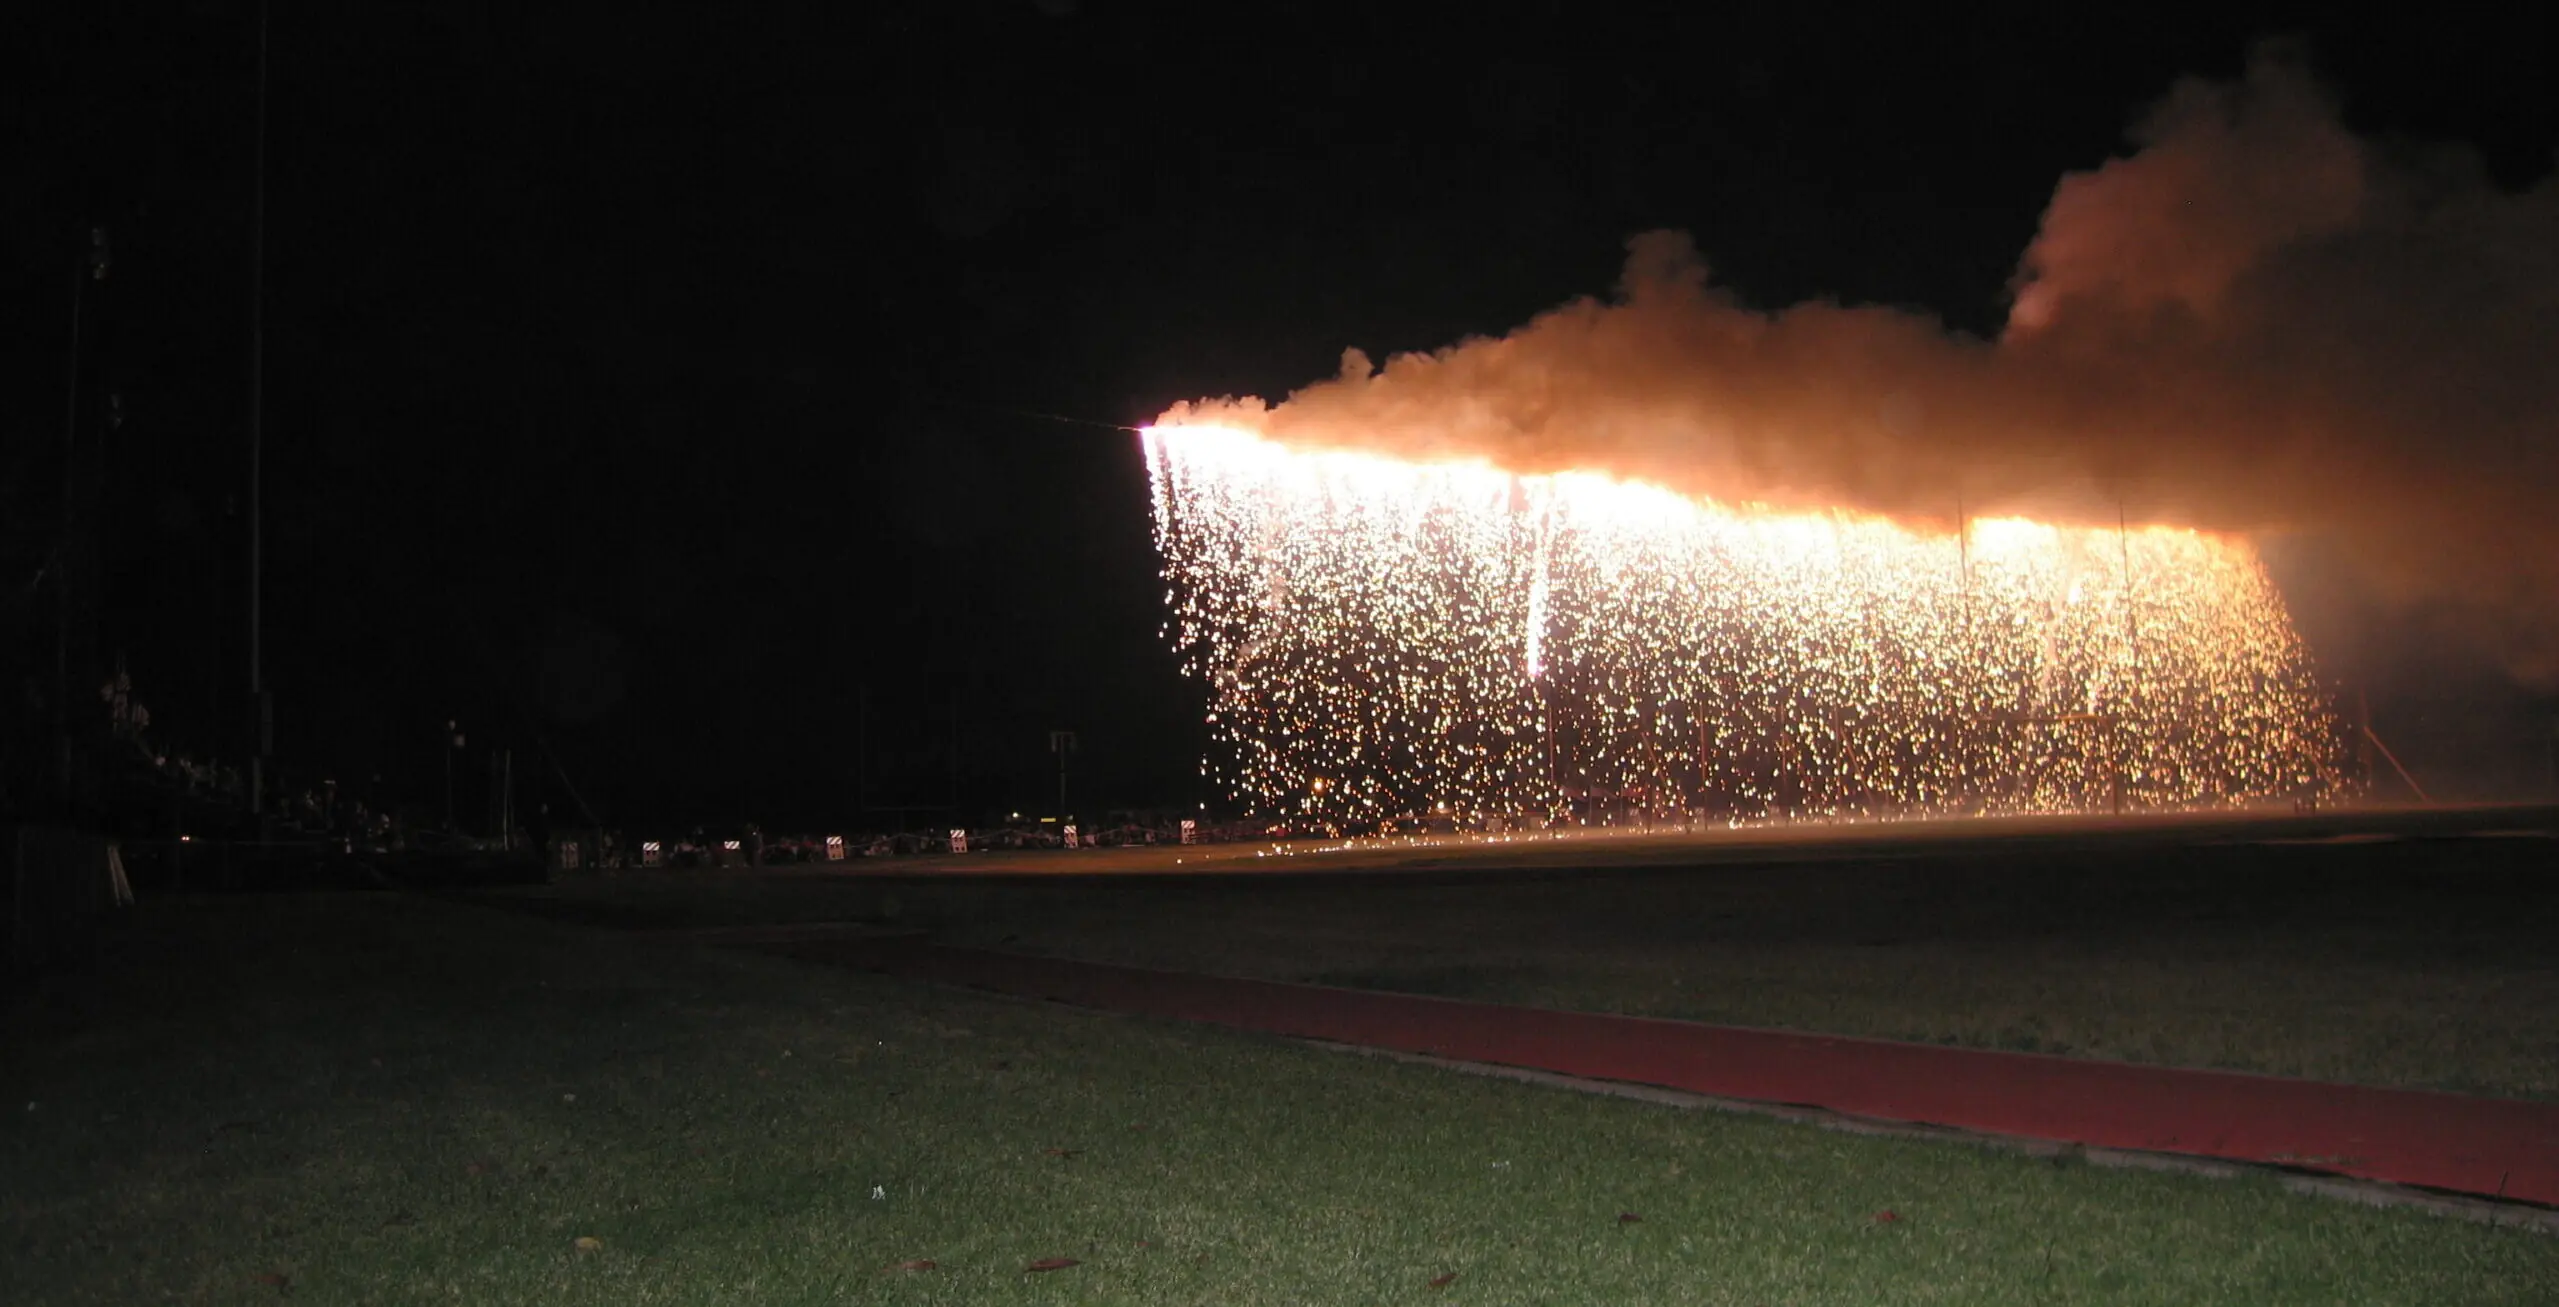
(1143, 423, 2353, 826)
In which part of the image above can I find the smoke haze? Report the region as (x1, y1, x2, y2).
(1158, 46, 2559, 682)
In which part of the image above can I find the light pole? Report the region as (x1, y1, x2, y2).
(56, 228, 110, 767)
(247, 0, 272, 820)
(443, 720, 464, 829)
(1049, 729, 1077, 819)
(55, 227, 110, 795)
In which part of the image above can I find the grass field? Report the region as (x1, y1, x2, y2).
(926, 834, 2559, 1101)
(494, 824, 2559, 1100)
(5, 892, 2553, 1305)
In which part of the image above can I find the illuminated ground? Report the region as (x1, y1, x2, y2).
(6, 894, 2552, 1305)
(750, 932, 2559, 1205)
(790, 803, 2556, 878)
(494, 803, 2559, 1099)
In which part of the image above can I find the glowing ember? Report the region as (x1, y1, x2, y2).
(1143, 423, 2353, 826)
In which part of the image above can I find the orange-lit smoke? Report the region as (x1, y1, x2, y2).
(1156, 47, 2559, 681)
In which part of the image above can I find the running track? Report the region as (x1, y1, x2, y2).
(751, 933, 2559, 1206)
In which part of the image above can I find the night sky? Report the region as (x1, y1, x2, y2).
(11, 3, 2556, 828)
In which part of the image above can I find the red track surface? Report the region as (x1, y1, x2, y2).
(767, 936, 2559, 1205)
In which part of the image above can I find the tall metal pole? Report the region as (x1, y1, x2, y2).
(247, 0, 271, 818)
(58, 254, 89, 771)
(2356, 686, 2376, 793)
(1051, 730, 1074, 818)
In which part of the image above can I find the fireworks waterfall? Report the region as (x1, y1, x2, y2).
(1146, 423, 2351, 826)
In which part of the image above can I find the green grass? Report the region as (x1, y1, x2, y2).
(3, 893, 2552, 1304)
(778, 835, 2557, 1099)
(483, 833, 2559, 1100)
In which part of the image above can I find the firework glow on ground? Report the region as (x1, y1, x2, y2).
(1143, 423, 2354, 827)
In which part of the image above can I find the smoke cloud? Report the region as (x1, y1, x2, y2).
(1157, 47, 2559, 682)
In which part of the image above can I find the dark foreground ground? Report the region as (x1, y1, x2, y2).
(492, 806, 2559, 1100)
(5, 892, 2555, 1305)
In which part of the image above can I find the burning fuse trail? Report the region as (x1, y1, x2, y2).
(1144, 423, 2352, 826)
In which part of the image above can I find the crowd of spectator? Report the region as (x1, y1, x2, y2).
(57, 670, 1620, 877)
(93, 668, 410, 852)
(546, 812, 1428, 872)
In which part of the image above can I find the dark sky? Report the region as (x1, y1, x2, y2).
(10, 2, 2556, 826)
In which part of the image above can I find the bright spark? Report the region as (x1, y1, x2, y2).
(1143, 424, 2354, 827)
